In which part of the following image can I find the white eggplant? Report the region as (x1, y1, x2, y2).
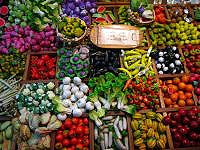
(57, 113, 67, 121)
(108, 131, 112, 147)
(62, 99, 72, 107)
(102, 116, 113, 121)
(79, 83, 89, 94)
(63, 85, 71, 91)
(70, 94, 77, 102)
(76, 98, 86, 108)
(73, 108, 82, 117)
(75, 91, 84, 99)
(118, 120, 123, 131)
(94, 127, 98, 140)
(71, 86, 79, 94)
(85, 102, 94, 111)
(123, 117, 127, 130)
(73, 77, 82, 85)
(115, 139, 127, 150)
(62, 91, 71, 99)
(63, 77, 71, 85)
(114, 116, 122, 139)
(124, 136, 129, 149)
(94, 101, 102, 110)
(104, 133, 108, 148)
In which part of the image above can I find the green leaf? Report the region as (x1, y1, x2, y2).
(124, 104, 136, 115)
(48, 3, 58, 9)
(41, 0, 53, 5)
(89, 110, 98, 121)
(97, 108, 106, 118)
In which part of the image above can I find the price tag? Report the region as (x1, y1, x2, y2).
(90, 25, 143, 49)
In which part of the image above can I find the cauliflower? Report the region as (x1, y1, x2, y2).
(36, 89, 44, 95)
(47, 91, 55, 100)
(22, 88, 30, 96)
(47, 82, 55, 90)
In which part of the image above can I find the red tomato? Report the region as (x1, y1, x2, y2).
(72, 118, 79, 124)
(68, 130, 76, 137)
(78, 118, 83, 125)
(83, 135, 89, 139)
(64, 119, 72, 129)
(55, 134, 63, 142)
(57, 130, 63, 134)
(83, 118, 89, 125)
(76, 144, 84, 150)
(83, 139, 89, 147)
(63, 139, 70, 147)
(71, 137, 78, 145)
(60, 124, 65, 130)
(83, 127, 89, 135)
(71, 125, 77, 130)
(63, 130, 68, 138)
(77, 138, 83, 144)
(76, 126, 83, 134)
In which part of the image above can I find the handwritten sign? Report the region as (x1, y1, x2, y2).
(90, 25, 143, 49)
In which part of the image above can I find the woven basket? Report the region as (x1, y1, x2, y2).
(129, 10, 155, 26)
(56, 17, 87, 43)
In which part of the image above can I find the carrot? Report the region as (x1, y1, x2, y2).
(123, 79, 132, 91)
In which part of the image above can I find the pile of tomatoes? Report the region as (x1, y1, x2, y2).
(55, 117, 90, 150)
(161, 75, 195, 108)
(127, 76, 160, 110)
(29, 54, 56, 80)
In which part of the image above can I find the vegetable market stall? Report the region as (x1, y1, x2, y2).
(0, 0, 200, 150)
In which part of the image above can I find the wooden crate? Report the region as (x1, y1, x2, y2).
(162, 109, 200, 150)
(92, 111, 134, 150)
(158, 74, 198, 110)
(50, 116, 94, 150)
(128, 111, 173, 150)
(21, 50, 58, 84)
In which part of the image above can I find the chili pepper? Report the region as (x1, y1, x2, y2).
(123, 79, 132, 91)
(29, 55, 56, 80)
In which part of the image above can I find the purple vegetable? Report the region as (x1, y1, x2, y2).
(45, 26, 52, 32)
(1, 34, 10, 39)
(79, 2, 85, 9)
(76, 64, 83, 69)
(90, 8, 96, 14)
(44, 41, 50, 47)
(80, 71, 86, 76)
(85, 1, 92, 10)
(68, 69, 74, 74)
(2, 48, 9, 54)
(75, 0, 81, 5)
(73, 57, 79, 62)
(80, 9, 88, 16)
(138, 7, 145, 13)
(59, 72, 65, 78)
(83, 63, 89, 68)
(68, 2, 75, 10)
(75, 7, 80, 14)
(11, 31, 18, 37)
(70, 10, 75, 16)
(32, 45, 40, 51)
(31, 39, 37, 45)
(45, 31, 54, 37)
(18, 27, 24, 34)
(52, 47, 57, 51)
